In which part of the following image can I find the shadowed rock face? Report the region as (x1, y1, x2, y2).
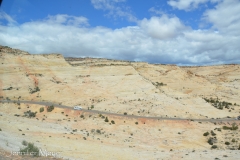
(0, 46, 240, 160)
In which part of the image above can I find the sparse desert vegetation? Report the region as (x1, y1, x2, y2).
(203, 123, 239, 150)
(47, 105, 54, 112)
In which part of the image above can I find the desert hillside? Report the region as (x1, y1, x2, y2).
(1, 45, 239, 118)
(0, 45, 239, 159)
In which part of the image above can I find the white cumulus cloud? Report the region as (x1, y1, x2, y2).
(139, 15, 188, 40)
(90, 0, 137, 22)
(203, 0, 240, 35)
(0, 11, 240, 65)
(167, 0, 208, 10)
(0, 11, 17, 25)
(167, 0, 221, 11)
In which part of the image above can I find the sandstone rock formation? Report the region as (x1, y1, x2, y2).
(0, 46, 239, 159)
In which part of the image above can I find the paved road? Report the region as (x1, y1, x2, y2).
(0, 100, 238, 122)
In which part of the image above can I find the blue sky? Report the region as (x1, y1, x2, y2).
(0, 0, 240, 65)
(1, 0, 214, 29)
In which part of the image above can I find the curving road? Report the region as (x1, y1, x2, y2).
(0, 100, 238, 122)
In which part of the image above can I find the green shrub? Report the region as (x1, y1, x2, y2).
(22, 140, 28, 146)
(36, 86, 40, 91)
(203, 132, 209, 136)
(231, 123, 238, 130)
(20, 142, 39, 157)
(39, 107, 44, 113)
(154, 82, 166, 86)
(5, 87, 13, 90)
(105, 117, 109, 122)
(30, 87, 40, 94)
(111, 120, 115, 124)
(211, 145, 217, 149)
(223, 126, 231, 130)
(208, 138, 213, 145)
(47, 105, 54, 112)
(211, 130, 216, 136)
(223, 123, 238, 130)
(225, 142, 230, 145)
(124, 112, 127, 115)
(96, 129, 101, 134)
(135, 122, 138, 125)
(24, 110, 37, 118)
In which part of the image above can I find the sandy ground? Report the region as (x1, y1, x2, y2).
(0, 102, 239, 159)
